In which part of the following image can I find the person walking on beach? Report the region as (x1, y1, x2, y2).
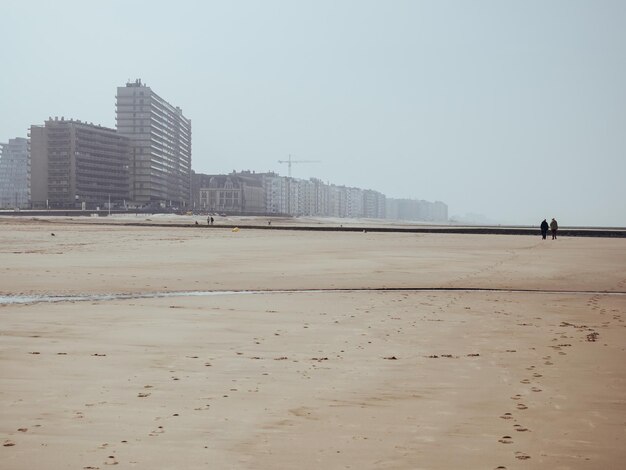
(540, 219, 549, 240)
(550, 218, 558, 239)
(207, 215, 211, 226)
(210, 216, 214, 225)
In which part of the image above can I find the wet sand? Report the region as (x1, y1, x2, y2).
(1, 219, 625, 469)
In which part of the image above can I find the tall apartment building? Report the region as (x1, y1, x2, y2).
(116, 79, 192, 208)
(0, 137, 30, 208)
(30, 118, 131, 209)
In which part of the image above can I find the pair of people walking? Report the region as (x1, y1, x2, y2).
(540, 218, 558, 240)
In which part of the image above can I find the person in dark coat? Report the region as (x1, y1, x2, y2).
(540, 219, 549, 240)
(550, 218, 558, 240)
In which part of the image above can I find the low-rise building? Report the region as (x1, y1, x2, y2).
(198, 172, 265, 214)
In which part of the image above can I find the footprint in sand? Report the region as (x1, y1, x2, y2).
(498, 435, 513, 444)
(513, 425, 529, 432)
(520, 378, 531, 384)
(500, 413, 514, 420)
(516, 403, 528, 410)
(510, 394, 522, 400)
(531, 387, 542, 392)
(149, 426, 165, 436)
(532, 373, 543, 378)
(515, 452, 531, 460)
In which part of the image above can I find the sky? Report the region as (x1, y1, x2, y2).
(1, 0, 625, 226)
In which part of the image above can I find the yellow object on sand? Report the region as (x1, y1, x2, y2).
(232, 227, 240, 232)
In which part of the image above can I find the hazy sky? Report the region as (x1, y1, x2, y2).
(2, 0, 625, 226)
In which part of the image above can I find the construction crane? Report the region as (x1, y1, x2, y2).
(277, 154, 321, 177)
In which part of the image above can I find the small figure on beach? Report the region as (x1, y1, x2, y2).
(268, 220, 272, 226)
(210, 216, 215, 225)
(540, 219, 549, 240)
(207, 215, 211, 226)
(550, 218, 558, 239)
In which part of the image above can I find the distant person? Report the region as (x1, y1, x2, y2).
(210, 216, 214, 225)
(268, 220, 272, 226)
(550, 218, 558, 240)
(540, 219, 549, 240)
(207, 215, 211, 226)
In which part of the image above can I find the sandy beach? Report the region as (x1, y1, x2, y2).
(1, 218, 625, 469)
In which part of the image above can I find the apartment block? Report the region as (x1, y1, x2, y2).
(30, 118, 130, 209)
(0, 137, 30, 208)
(116, 79, 192, 208)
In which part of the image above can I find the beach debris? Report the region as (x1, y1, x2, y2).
(467, 353, 480, 357)
(383, 356, 398, 360)
(311, 357, 328, 362)
(427, 355, 439, 358)
(51, 233, 55, 236)
(17, 428, 27, 432)
(137, 392, 151, 398)
(28, 351, 40, 355)
(274, 356, 289, 360)
(232, 227, 240, 232)
(586, 332, 599, 342)
(92, 353, 106, 357)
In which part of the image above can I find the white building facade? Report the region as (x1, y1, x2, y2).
(116, 79, 192, 208)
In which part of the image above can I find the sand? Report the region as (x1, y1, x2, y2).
(1, 218, 625, 469)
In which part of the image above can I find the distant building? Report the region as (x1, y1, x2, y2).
(263, 173, 289, 215)
(386, 198, 448, 222)
(116, 79, 192, 208)
(0, 137, 30, 209)
(191, 171, 213, 209)
(30, 118, 131, 209)
(192, 168, 444, 222)
(363, 189, 386, 219)
(198, 171, 265, 214)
